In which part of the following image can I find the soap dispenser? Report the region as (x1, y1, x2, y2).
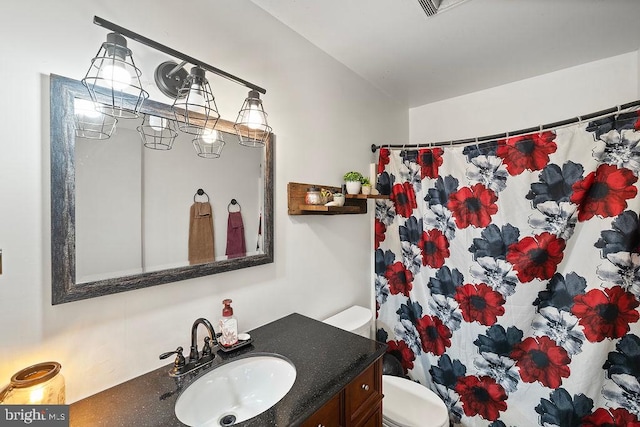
(219, 299, 238, 347)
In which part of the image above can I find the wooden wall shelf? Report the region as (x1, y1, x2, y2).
(288, 182, 389, 215)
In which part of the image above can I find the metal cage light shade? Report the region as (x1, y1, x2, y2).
(234, 90, 272, 147)
(82, 32, 149, 119)
(193, 128, 225, 158)
(137, 115, 178, 150)
(172, 67, 220, 135)
(73, 98, 117, 140)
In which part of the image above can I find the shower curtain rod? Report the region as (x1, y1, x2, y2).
(370, 98, 640, 152)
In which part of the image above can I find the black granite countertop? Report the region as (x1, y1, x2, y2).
(70, 313, 386, 426)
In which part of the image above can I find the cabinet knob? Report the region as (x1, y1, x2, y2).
(361, 383, 370, 391)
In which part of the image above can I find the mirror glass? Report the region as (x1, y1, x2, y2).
(50, 74, 274, 304)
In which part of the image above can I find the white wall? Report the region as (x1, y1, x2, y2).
(410, 51, 639, 142)
(0, 0, 407, 402)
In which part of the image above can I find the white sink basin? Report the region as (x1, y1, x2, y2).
(174, 354, 296, 426)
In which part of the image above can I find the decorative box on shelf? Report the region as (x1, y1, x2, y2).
(287, 182, 389, 215)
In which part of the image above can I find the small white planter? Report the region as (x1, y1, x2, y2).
(345, 181, 362, 195)
(361, 185, 371, 195)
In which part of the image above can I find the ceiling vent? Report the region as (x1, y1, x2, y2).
(417, 0, 471, 17)
(417, 0, 440, 16)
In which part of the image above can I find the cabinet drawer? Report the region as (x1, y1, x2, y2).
(302, 393, 343, 427)
(346, 363, 378, 410)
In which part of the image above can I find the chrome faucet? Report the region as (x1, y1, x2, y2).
(160, 317, 218, 377)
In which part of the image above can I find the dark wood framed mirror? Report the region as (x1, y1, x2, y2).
(50, 74, 274, 304)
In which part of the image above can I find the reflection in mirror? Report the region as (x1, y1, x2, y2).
(51, 75, 273, 304)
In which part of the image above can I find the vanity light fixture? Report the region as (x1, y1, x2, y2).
(193, 128, 226, 158)
(81, 32, 148, 119)
(73, 98, 117, 140)
(172, 67, 220, 135)
(234, 90, 272, 147)
(137, 115, 178, 150)
(83, 16, 272, 156)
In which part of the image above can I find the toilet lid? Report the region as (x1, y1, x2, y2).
(382, 375, 449, 427)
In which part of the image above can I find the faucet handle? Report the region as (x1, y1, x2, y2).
(160, 346, 186, 374)
(202, 336, 213, 358)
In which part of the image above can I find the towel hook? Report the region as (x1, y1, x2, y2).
(194, 188, 209, 203)
(228, 198, 241, 212)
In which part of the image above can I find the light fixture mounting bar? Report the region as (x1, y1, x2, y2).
(92, 16, 267, 95)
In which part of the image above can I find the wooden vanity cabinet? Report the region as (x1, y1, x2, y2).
(302, 357, 383, 427)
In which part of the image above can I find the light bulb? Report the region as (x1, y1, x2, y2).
(149, 116, 167, 132)
(29, 386, 44, 404)
(200, 129, 218, 144)
(100, 62, 131, 90)
(246, 104, 264, 130)
(187, 83, 207, 115)
(74, 98, 101, 119)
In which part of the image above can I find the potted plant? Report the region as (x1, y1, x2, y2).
(343, 171, 364, 194)
(360, 177, 372, 195)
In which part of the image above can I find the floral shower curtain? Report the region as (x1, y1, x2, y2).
(374, 110, 640, 426)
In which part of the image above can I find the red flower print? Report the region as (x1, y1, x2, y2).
(378, 148, 390, 174)
(582, 407, 640, 427)
(375, 219, 386, 250)
(455, 283, 505, 326)
(510, 336, 570, 388)
(448, 183, 498, 229)
(391, 182, 417, 218)
(455, 375, 507, 421)
(386, 340, 416, 374)
(384, 262, 413, 297)
(506, 232, 565, 283)
(571, 285, 639, 342)
(417, 148, 444, 179)
(570, 164, 638, 221)
(420, 229, 450, 268)
(496, 131, 557, 176)
(415, 315, 451, 355)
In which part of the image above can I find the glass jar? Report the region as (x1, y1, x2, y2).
(305, 187, 323, 205)
(0, 362, 65, 404)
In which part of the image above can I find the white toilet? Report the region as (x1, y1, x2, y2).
(324, 305, 450, 427)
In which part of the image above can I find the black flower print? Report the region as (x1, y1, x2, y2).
(534, 272, 587, 312)
(469, 223, 520, 261)
(586, 111, 640, 140)
(526, 161, 584, 208)
(425, 175, 460, 207)
(466, 155, 509, 193)
(375, 199, 396, 226)
(398, 157, 423, 194)
(428, 265, 465, 298)
(528, 201, 578, 240)
(430, 353, 467, 389)
(469, 257, 519, 297)
(603, 334, 640, 379)
(401, 241, 423, 275)
(377, 171, 394, 196)
(463, 140, 499, 161)
(593, 128, 640, 176)
(595, 210, 640, 257)
(424, 204, 457, 240)
(535, 388, 594, 427)
(602, 373, 640, 415)
(489, 422, 507, 427)
(375, 274, 390, 306)
(428, 294, 462, 332)
(473, 351, 521, 393)
(596, 252, 640, 297)
(531, 307, 585, 356)
(376, 328, 388, 344)
(474, 324, 524, 357)
(375, 249, 396, 275)
(399, 216, 423, 245)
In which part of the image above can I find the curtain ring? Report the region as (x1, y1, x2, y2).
(538, 124, 543, 136)
(615, 105, 621, 119)
(577, 115, 582, 124)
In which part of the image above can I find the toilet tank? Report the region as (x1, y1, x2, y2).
(323, 305, 372, 338)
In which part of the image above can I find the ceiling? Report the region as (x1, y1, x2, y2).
(250, 0, 640, 108)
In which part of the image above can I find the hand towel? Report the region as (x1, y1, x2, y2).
(225, 211, 246, 259)
(188, 202, 215, 265)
